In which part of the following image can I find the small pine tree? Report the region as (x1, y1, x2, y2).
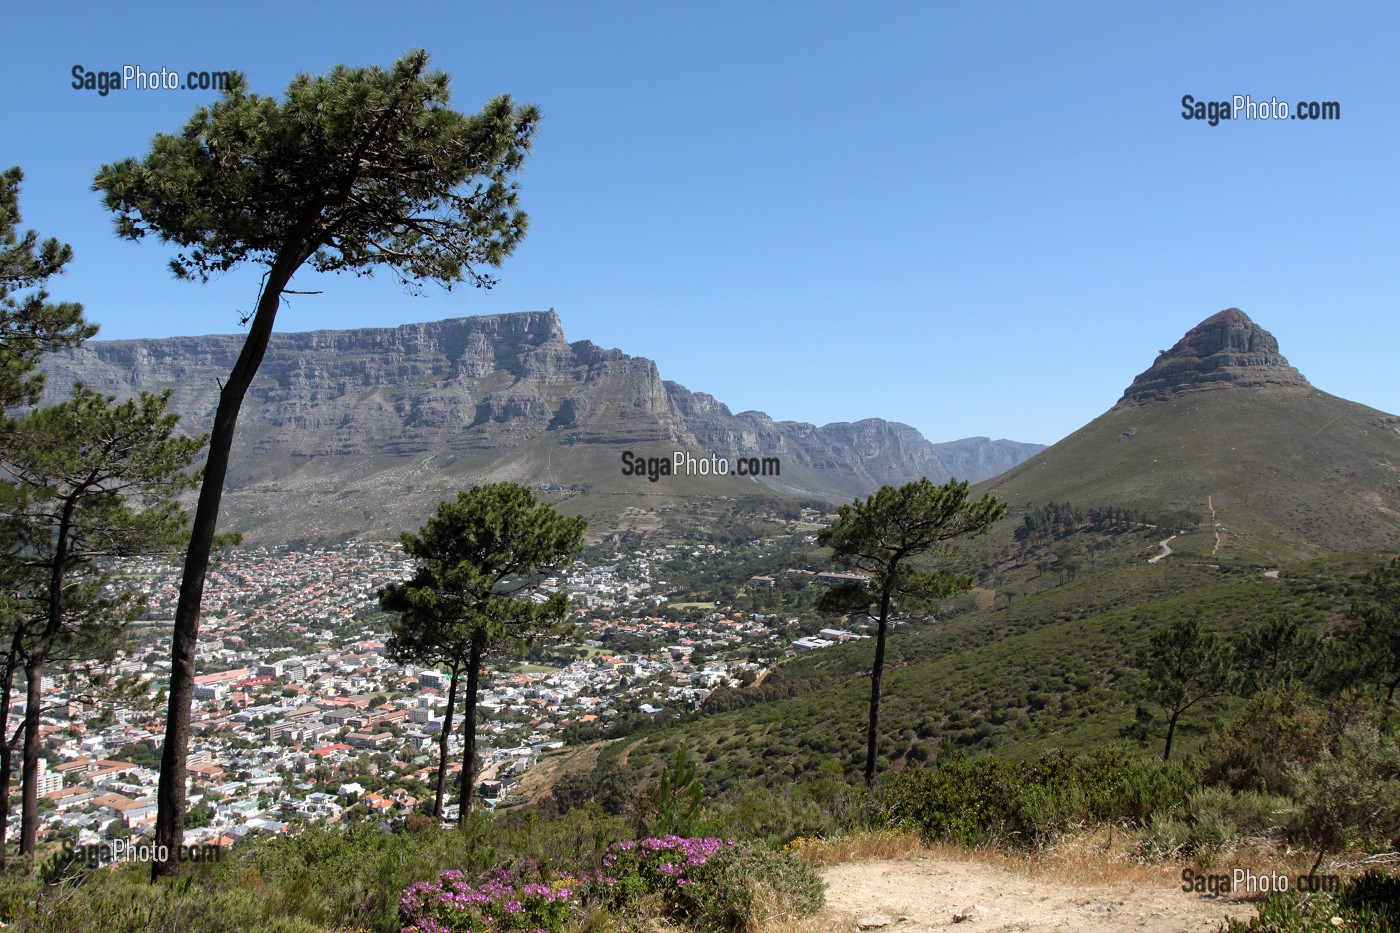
(655, 744, 704, 837)
(1133, 616, 1236, 761)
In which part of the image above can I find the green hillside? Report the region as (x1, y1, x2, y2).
(554, 541, 1386, 801)
(546, 310, 1400, 806)
(982, 386, 1400, 558)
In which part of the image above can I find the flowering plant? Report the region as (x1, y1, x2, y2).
(397, 836, 821, 933)
(599, 835, 732, 890)
(399, 867, 577, 933)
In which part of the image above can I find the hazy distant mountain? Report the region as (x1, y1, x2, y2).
(39, 311, 1042, 543)
(982, 308, 1400, 556)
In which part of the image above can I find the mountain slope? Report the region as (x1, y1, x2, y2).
(981, 309, 1400, 556)
(38, 310, 1042, 542)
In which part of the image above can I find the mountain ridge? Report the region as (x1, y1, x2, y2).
(38, 310, 1044, 542)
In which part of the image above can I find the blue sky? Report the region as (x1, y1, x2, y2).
(4, 2, 1396, 445)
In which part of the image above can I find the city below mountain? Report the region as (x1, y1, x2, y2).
(39, 310, 1043, 544)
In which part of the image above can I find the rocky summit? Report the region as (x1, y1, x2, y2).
(1116, 308, 1311, 406)
(984, 307, 1400, 555)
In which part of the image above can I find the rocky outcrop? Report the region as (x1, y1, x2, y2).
(1117, 308, 1310, 406)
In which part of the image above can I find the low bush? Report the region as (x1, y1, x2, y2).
(877, 745, 1197, 846)
(1137, 787, 1296, 863)
(400, 866, 578, 933)
(598, 835, 823, 932)
(1219, 870, 1400, 933)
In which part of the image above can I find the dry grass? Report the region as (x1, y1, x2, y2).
(756, 911, 855, 933)
(509, 740, 611, 806)
(786, 825, 1343, 890)
(748, 882, 852, 933)
(786, 829, 930, 868)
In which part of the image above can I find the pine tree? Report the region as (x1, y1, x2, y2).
(1, 387, 202, 859)
(379, 483, 584, 823)
(0, 168, 100, 868)
(817, 478, 1005, 786)
(0, 167, 95, 412)
(1133, 615, 1236, 760)
(93, 51, 539, 877)
(1340, 558, 1400, 730)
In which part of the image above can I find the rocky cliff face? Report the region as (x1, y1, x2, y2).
(40, 311, 1043, 540)
(1117, 308, 1311, 406)
(44, 311, 689, 454)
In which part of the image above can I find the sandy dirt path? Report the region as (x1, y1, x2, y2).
(819, 858, 1257, 932)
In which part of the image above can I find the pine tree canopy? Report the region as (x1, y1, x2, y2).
(0, 167, 95, 410)
(94, 49, 539, 289)
(382, 482, 587, 659)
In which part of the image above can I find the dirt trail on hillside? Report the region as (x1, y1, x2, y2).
(819, 858, 1256, 932)
(1208, 495, 1224, 556)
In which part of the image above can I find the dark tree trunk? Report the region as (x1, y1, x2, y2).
(864, 585, 894, 788)
(151, 251, 304, 880)
(1162, 709, 1181, 761)
(0, 720, 11, 868)
(21, 494, 75, 859)
(0, 722, 14, 870)
(458, 636, 483, 822)
(19, 660, 44, 855)
(434, 662, 461, 819)
(0, 626, 25, 869)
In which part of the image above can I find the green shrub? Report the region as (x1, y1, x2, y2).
(1219, 871, 1400, 932)
(1190, 788, 1296, 839)
(598, 836, 822, 932)
(679, 840, 824, 932)
(1204, 685, 1328, 795)
(0, 861, 324, 933)
(1288, 725, 1400, 864)
(878, 746, 1197, 846)
(1137, 786, 1298, 863)
(1136, 814, 1195, 862)
(1339, 871, 1400, 927)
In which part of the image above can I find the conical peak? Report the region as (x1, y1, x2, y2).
(1117, 308, 1310, 406)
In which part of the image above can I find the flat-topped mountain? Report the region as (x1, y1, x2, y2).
(40, 311, 1042, 543)
(983, 308, 1400, 556)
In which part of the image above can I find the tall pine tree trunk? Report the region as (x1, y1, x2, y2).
(864, 585, 894, 788)
(458, 636, 483, 822)
(434, 663, 461, 819)
(19, 659, 45, 856)
(0, 627, 24, 869)
(21, 494, 75, 859)
(151, 250, 304, 879)
(1163, 709, 1181, 761)
(0, 722, 16, 870)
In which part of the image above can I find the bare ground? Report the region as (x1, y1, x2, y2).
(509, 741, 611, 807)
(816, 857, 1257, 932)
